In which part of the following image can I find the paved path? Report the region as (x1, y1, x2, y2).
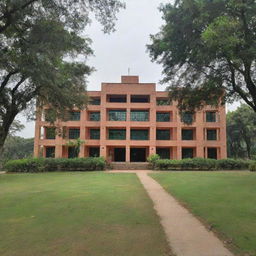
(136, 172, 233, 256)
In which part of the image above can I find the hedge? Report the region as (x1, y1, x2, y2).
(4, 157, 106, 173)
(150, 157, 251, 171)
(249, 161, 256, 172)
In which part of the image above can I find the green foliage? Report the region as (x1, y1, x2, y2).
(249, 162, 256, 172)
(153, 158, 250, 170)
(4, 157, 106, 172)
(148, 0, 256, 113)
(2, 136, 34, 160)
(227, 104, 256, 159)
(147, 154, 160, 169)
(0, 0, 124, 151)
(215, 159, 249, 170)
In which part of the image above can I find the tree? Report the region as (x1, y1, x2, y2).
(227, 104, 256, 159)
(0, 0, 124, 155)
(148, 0, 256, 114)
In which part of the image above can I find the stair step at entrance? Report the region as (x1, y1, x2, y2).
(111, 162, 150, 170)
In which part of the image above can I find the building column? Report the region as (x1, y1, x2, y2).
(100, 145, 107, 159)
(177, 146, 182, 160)
(126, 146, 130, 163)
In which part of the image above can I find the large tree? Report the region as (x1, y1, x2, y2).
(227, 104, 256, 159)
(148, 0, 256, 113)
(0, 0, 124, 155)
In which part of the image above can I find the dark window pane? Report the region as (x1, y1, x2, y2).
(89, 98, 101, 105)
(131, 95, 150, 103)
(156, 130, 170, 140)
(207, 129, 217, 140)
(69, 128, 80, 139)
(89, 112, 100, 121)
(108, 110, 126, 121)
(69, 111, 80, 121)
(108, 129, 126, 140)
(131, 130, 149, 140)
(68, 147, 78, 158)
(206, 112, 217, 122)
(182, 129, 194, 140)
(130, 111, 149, 121)
(90, 129, 100, 139)
(108, 95, 127, 102)
(89, 147, 100, 157)
(181, 112, 194, 123)
(46, 147, 55, 158)
(156, 112, 170, 122)
(156, 148, 170, 159)
(46, 127, 56, 139)
(182, 148, 194, 159)
(208, 148, 217, 159)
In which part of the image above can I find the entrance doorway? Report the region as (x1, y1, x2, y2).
(114, 148, 126, 162)
(130, 148, 146, 162)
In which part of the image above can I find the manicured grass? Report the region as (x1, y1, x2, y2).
(150, 171, 256, 256)
(0, 172, 169, 256)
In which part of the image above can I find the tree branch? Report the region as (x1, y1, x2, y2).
(0, 70, 18, 92)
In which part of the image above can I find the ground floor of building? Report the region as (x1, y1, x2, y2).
(42, 145, 225, 162)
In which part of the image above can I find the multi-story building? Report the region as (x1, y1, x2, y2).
(34, 76, 227, 161)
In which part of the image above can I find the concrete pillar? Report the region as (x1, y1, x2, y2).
(126, 146, 130, 162)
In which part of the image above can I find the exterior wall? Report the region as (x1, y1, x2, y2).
(34, 76, 227, 161)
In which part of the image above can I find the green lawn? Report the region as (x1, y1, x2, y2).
(150, 171, 256, 256)
(0, 172, 169, 256)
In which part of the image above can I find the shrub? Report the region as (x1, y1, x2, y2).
(4, 157, 106, 173)
(216, 158, 249, 170)
(147, 154, 160, 169)
(249, 161, 256, 172)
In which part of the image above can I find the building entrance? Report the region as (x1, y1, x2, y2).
(130, 148, 146, 162)
(114, 148, 126, 162)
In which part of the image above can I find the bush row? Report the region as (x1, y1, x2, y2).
(4, 157, 106, 173)
(148, 155, 253, 171)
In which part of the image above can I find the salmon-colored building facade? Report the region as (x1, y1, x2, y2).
(34, 76, 227, 162)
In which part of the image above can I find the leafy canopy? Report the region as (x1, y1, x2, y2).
(148, 0, 256, 113)
(0, 0, 124, 151)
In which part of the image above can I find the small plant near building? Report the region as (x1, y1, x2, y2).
(147, 154, 160, 169)
(249, 162, 256, 172)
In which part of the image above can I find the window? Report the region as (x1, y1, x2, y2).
(156, 98, 170, 106)
(156, 129, 170, 140)
(156, 148, 170, 159)
(90, 129, 100, 140)
(89, 147, 100, 157)
(206, 111, 217, 122)
(45, 109, 56, 122)
(131, 95, 150, 103)
(108, 95, 127, 103)
(108, 129, 126, 140)
(131, 129, 149, 140)
(156, 112, 170, 122)
(207, 129, 217, 140)
(181, 112, 194, 123)
(208, 148, 217, 159)
(69, 111, 80, 121)
(89, 112, 100, 121)
(69, 128, 80, 139)
(130, 110, 149, 121)
(45, 127, 56, 139)
(68, 147, 78, 158)
(46, 147, 55, 158)
(89, 97, 101, 105)
(182, 129, 194, 140)
(182, 148, 194, 159)
(108, 110, 126, 121)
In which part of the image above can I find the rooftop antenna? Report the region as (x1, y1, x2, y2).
(128, 68, 130, 76)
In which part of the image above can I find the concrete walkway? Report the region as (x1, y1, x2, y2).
(137, 172, 233, 256)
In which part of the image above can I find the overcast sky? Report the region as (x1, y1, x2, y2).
(17, 0, 239, 138)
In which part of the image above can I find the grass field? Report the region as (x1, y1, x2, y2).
(0, 172, 169, 256)
(150, 171, 256, 256)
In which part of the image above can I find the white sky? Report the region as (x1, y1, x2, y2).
(17, 0, 239, 138)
